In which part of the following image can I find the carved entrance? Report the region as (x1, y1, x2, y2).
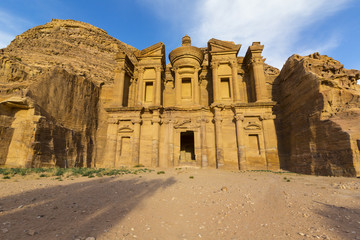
(180, 131, 195, 163)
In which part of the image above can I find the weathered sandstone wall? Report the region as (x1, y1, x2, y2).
(274, 53, 360, 176)
(0, 19, 137, 167)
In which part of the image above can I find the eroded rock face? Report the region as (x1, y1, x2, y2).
(274, 53, 360, 176)
(0, 19, 137, 167)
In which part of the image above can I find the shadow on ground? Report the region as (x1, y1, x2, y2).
(314, 198, 360, 240)
(0, 176, 176, 240)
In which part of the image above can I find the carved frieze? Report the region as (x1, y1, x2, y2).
(174, 119, 200, 129)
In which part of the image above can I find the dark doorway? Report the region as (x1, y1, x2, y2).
(180, 131, 195, 162)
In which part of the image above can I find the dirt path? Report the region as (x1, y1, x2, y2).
(0, 169, 359, 240)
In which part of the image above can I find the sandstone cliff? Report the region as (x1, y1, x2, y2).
(0, 19, 138, 167)
(274, 53, 360, 176)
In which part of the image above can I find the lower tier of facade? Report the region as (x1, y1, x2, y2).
(97, 103, 280, 170)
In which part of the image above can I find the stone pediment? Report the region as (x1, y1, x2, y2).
(244, 122, 261, 130)
(118, 126, 134, 133)
(208, 38, 241, 53)
(136, 42, 165, 58)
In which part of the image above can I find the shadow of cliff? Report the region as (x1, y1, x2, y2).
(0, 176, 176, 240)
(313, 199, 360, 240)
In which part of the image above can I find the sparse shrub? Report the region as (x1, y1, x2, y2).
(55, 168, 64, 176)
(34, 168, 46, 173)
(134, 164, 145, 168)
(189, 176, 194, 179)
(157, 171, 165, 175)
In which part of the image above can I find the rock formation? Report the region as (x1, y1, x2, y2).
(0, 19, 359, 176)
(274, 53, 360, 176)
(0, 19, 137, 167)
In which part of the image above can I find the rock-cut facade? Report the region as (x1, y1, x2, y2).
(99, 35, 279, 170)
(1, 20, 359, 176)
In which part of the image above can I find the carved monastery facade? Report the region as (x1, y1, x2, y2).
(97, 36, 280, 170)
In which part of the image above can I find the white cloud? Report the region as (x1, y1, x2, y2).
(141, 0, 353, 68)
(0, 31, 14, 49)
(189, 0, 352, 68)
(0, 9, 33, 49)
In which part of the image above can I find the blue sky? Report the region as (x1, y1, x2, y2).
(0, 0, 359, 70)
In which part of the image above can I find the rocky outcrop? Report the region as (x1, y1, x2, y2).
(274, 53, 360, 176)
(0, 19, 137, 167)
(2, 19, 138, 85)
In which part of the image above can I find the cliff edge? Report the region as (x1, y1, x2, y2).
(274, 52, 360, 176)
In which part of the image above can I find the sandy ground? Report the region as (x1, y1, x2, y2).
(0, 168, 359, 240)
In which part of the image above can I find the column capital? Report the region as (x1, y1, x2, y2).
(137, 66, 144, 74)
(171, 66, 179, 72)
(260, 114, 276, 121)
(115, 66, 126, 73)
(213, 116, 223, 123)
(234, 114, 244, 122)
(108, 118, 119, 124)
(194, 66, 201, 72)
(151, 117, 161, 124)
(250, 57, 265, 65)
(210, 61, 220, 69)
(155, 66, 163, 72)
(230, 60, 238, 67)
(161, 118, 170, 124)
(197, 118, 209, 124)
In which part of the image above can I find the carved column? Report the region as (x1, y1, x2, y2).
(168, 119, 174, 167)
(211, 61, 219, 103)
(239, 71, 247, 103)
(199, 116, 208, 167)
(261, 115, 279, 169)
(137, 67, 144, 105)
(103, 118, 118, 168)
(213, 108, 224, 168)
(128, 78, 135, 107)
(231, 61, 240, 102)
(194, 67, 200, 105)
(174, 68, 181, 105)
(154, 66, 162, 105)
(251, 58, 268, 102)
(114, 67, 125, 106)
(151, 112, 161, 167)
(131, 118, 142, 166)
(234, 113, 246, 170)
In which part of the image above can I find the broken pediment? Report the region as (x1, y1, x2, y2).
(118, 126, 134, 133)
(244, 122, 262, 130)
(136, 42, 165, 58)
(208, 38, 241, 53)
